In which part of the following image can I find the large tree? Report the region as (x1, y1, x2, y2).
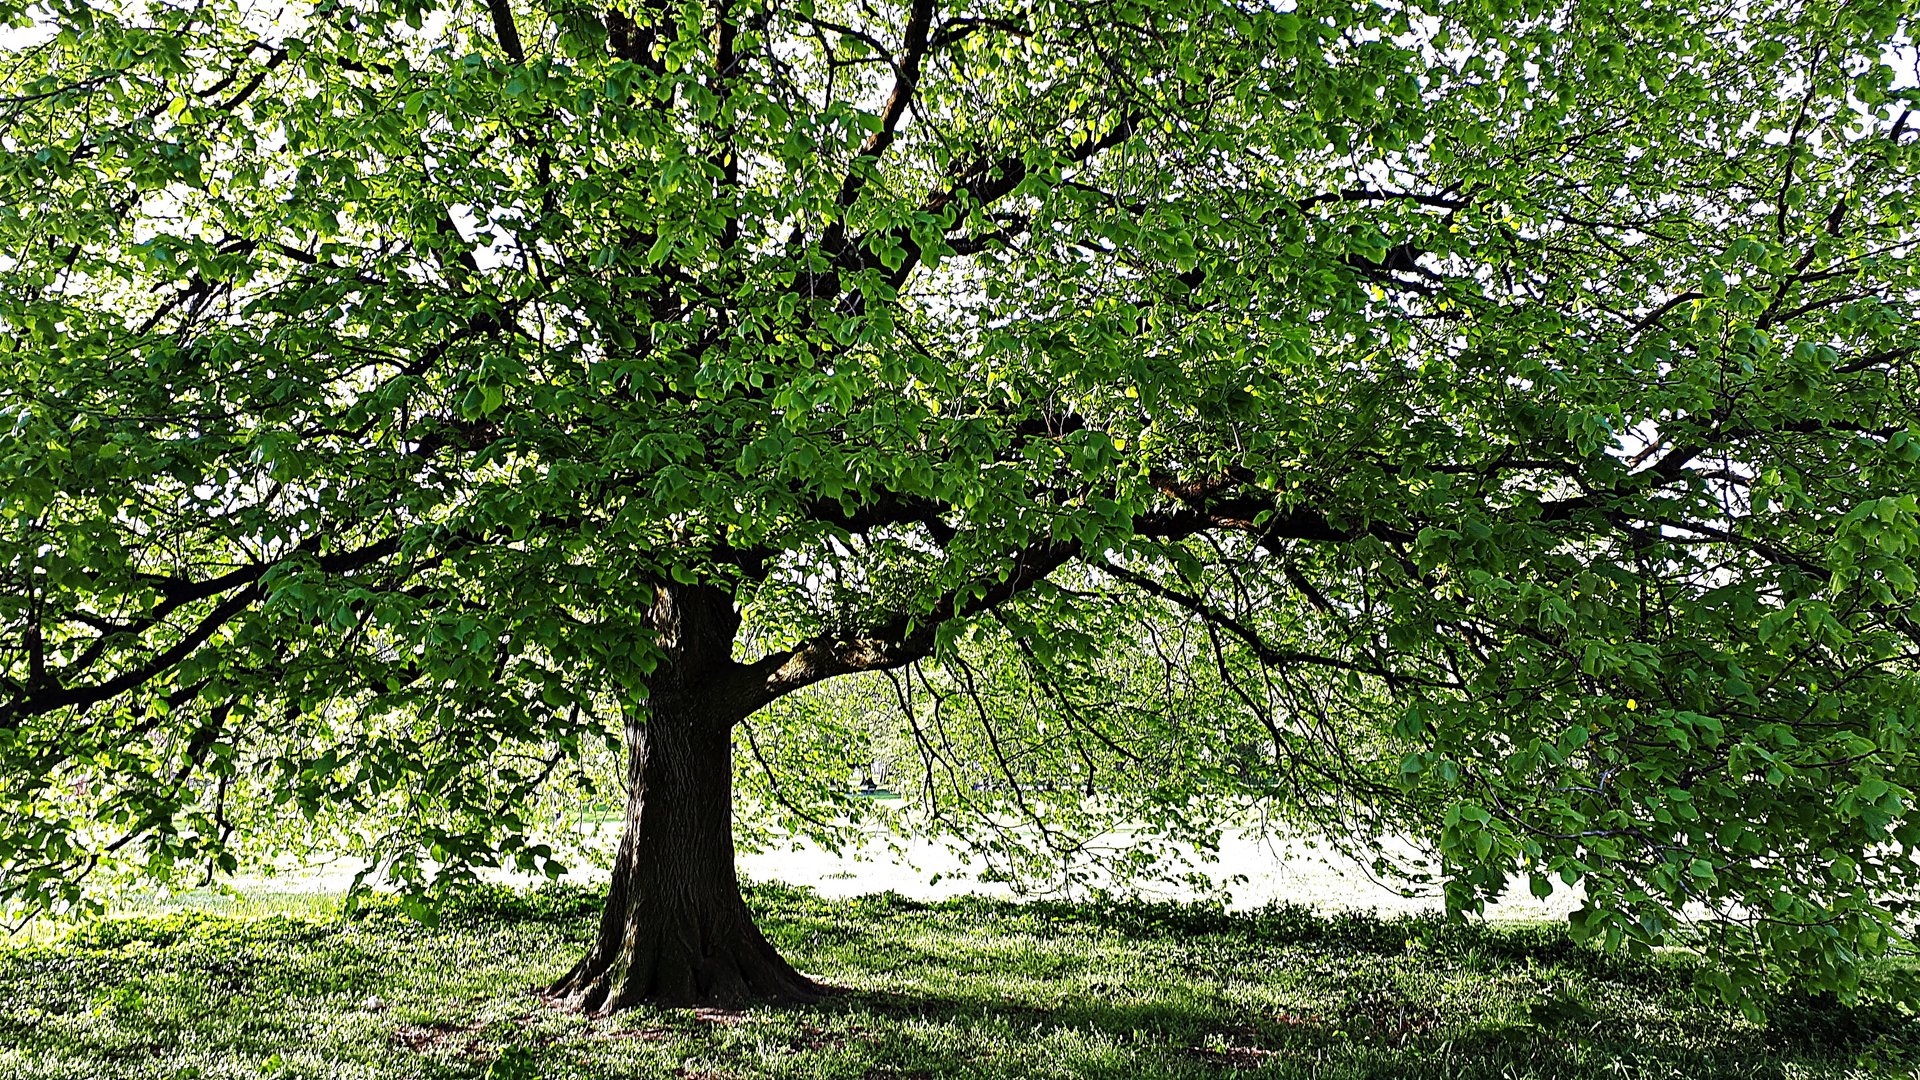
(3, 0, 1918, 1011)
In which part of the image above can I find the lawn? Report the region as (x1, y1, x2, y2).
(0, 881, 1912, 1080)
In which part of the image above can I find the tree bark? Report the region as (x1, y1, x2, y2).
(548, 585, 822, 1011)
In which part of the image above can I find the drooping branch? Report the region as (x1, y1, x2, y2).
(1095, 558, 1459, 689)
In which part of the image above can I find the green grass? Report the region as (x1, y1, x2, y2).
(0, 882, 1913, 1079)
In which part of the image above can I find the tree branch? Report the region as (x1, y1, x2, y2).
(486, 0, 526, 63)
(820, 0, 935, 256)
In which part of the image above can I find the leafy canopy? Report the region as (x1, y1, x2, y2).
(1, 0, 1918, 1010)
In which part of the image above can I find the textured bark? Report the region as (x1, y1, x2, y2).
(549, 585, 822, 1011)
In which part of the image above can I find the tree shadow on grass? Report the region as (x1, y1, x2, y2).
(803, 982, 1906, 1080)
(453, 883, 1919, 1078)
(15, 888, 1911, 1080)
(754, 886, 1667, 975)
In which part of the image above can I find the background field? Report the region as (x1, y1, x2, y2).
(116, 822, 1585, 925)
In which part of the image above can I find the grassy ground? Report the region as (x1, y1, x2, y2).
(0, 882, 1913, 1079)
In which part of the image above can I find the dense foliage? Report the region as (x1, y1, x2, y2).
(1, 0, 1917, 1009)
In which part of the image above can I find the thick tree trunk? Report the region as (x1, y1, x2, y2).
(548, 585, 821, 1012)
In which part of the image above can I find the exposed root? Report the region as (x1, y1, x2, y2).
(548, 917, 825, 1013)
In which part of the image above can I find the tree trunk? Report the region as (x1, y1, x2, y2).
(548, 584, 822, 1012)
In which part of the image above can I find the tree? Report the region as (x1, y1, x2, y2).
(2, 0, 1917, 1012)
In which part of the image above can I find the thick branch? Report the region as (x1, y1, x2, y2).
(820, 0, 935, 256)
(486, 0, 526, 63)
(744, 490, 1373, 705)
(6, 536, 402, 725)
(747, 540, 1079, 701)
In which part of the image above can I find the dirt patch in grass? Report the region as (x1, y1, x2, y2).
(390, 1019, 488, 1056)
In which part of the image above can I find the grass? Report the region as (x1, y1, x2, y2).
(0, 881, 1914, 1079)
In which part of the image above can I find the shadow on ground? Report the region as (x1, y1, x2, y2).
(0, 882, 1909, 1080)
